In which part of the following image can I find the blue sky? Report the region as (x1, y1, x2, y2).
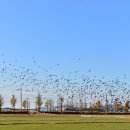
(0, 0, 130, 79)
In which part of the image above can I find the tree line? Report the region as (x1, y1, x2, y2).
(0, 93, 129, 113)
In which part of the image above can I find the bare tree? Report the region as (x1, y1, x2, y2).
(10, 95, 17, 111)
(48, 99, 54, 112)
(58, 95, 64, 112)
(45, 99, 54, 112)
(36, 93, 43, 112)
(0, 94, 4, 112)
(22, 100, 28, 110)
(45, 100, 49, 112)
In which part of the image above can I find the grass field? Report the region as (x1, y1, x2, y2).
(0, 114, 130, 130)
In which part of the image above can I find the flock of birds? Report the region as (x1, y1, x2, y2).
(0, 55, 130, 108)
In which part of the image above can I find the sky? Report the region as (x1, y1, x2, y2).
(0, 0, 130, 108)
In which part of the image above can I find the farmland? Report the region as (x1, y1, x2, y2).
(0, 114, 130, 130)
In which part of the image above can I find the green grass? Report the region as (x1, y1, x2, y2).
(0, 115, 130, 130)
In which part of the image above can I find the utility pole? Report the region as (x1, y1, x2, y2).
(106, 94, 108, 115)
(85, 97, 87, 110)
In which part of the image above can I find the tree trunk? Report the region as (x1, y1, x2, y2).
(38, 106, 40, 112)
(49, 107, 51, 112)
(61, 102, 63, 112)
